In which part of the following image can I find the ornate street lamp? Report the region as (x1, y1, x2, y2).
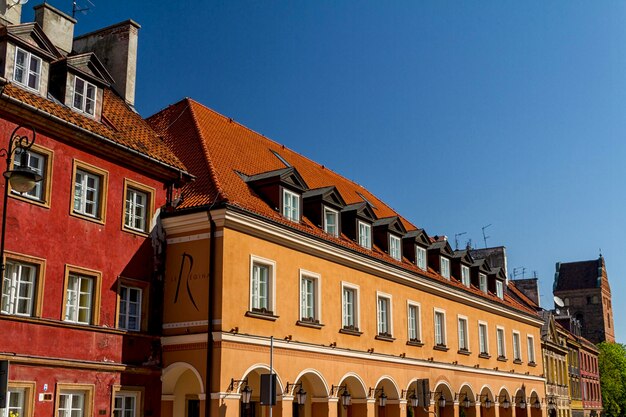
(500, 396, 510, 409)
(438, 394, 446, 408)
(484, 397, 492, 409)
(518, 397, 526, 409)
(409, 392, 419, 408)
(295, 386, 307, 405)
(462, 394, 472, 409)
(340, 389, 351, 408)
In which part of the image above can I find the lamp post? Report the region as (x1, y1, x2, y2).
(0, 125, 41, 312)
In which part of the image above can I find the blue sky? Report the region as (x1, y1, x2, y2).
(25, 1, 626, 342)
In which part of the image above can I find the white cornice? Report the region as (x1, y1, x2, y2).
(161, 333, 209, 346)
(162, 212, 211, 235)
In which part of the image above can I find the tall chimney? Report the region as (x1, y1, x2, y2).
(0, 2, 23, 25)
(34, 3, 76, 55)
(73, 20, 140, 107)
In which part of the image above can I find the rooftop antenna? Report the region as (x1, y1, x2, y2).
(512, 267, 526, 279)
(72, 0, 94, 18)
(481, 224, 491, 248)
(454, 232, 466, 250)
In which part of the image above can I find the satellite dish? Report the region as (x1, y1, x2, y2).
(554, 296, 565, 308)
(8, 0, 28, 6)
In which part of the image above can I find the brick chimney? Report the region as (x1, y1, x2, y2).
(34, 3, 76, 55)
(72, 20, 140, 107)
(513, 278, 540, 307)
(0, 1, 23, 25)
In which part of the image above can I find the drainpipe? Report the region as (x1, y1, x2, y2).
(206, 208, 217, 417)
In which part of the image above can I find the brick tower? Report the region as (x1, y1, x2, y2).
(553, 256, 615, 344)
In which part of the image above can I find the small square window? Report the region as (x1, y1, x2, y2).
(282, 189, 300, 222)
(71, 161, 108, 222)
(358, 221, 371, 249)
(300, 271, 321, 323)
(323, 207, 339, 237)
(13, 47, 42, 92)
(73, 76, 97, 116)
(249, 256, 275, 315)
(64, 266, 101, 325)
(416, 246, 427, 270)
(342, 283, 359, 331)
(123, 180, 155, 234)
(461, 265, 470, 287)
(389, 235, 401, 260)
(377, 294, 392, 337)
(440, 257, 450, 279)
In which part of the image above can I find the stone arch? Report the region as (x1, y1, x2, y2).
(336, 373, 369, 417)
(497, 387, 513, 417)
(373, 375, 401, 400)
(336, 372, 368, 399)
(161, 361, 205, 395)
(239, 363, 285, 394)
(292, 368, 330, 397)
(458, 382, 476, 415)
(478, 385, 496, 417)
(434, 381, 454, 417)
(161, 362, 204, 417)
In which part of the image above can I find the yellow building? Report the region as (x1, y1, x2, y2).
(148, 99, 548, 417)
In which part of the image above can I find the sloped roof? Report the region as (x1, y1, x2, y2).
(555, 258, 603, 291)
(0, 83, 187, 172)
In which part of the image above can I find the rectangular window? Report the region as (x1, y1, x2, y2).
(527, 336, 536, 363)
(479, 322, 489, 354)
(377, 294, 391, 336)
(513, 332, 522, 361)
(65, 273, 95, 324)
(249, 256, 275, 314)
(461, 265, 470, 287)
(479, 273, 487, 293)
(389, 235, 401, 260)
(58, 391, 86, 417)
(73, 76, 97, 116)
(300, 271, 320, 323)
(3, 387, 25, 417)
(282, 189, 300, 222)
(72, 162, 108, 221)
(496, 327, 506, 358)
(434, 310, 446, 346)
(114, 392, 138, 417)
(458, 317, 469, 351)
(407, 303, 421, 342)
(12, 148, 46, 202)
(2, 260, 37, 316)
(323, 207, 338, 237)
(14, 47, 41, 91)
(125, 188, 148, 232)
(440, 257, 450, 279)
(496, 281, 504, 299)
(358, 221, 371, 249)
(118, 285, 142, 331)
(416, 246, 427, 270)
(342, 284, 359, 330)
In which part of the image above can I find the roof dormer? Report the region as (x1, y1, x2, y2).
(402, 228, 430, 271)
(471, 258, 492, 294)
(243, 166, 308, 223)
(373, 216, 406, 261)
(341, 201, 376, 250)
(490, 266, 507, 300)
(427, 238, 454, 280)
(452, 249, 474, 288)
(302, 186, 346, 238)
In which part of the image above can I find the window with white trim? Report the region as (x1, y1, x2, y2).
(58, 391, 86, 417)
(2, 387, 25, 417)
(527, 335, 536, 363)
(342, 283, 359, 331)
(250, 257, 275, 314)
(458, 316, 469, 351)
(74, 168, 102, 218)
(479, 273, 487, 293)
(323, 207, 339, 237)
(407, 302, 421, 342)
(440, 257, 450, 279)
(389, 235, 401, 260)
(73, 76, 97, 116)
(478, 322, 489, 354)
(12, 148, 46, 201)
(125, 187, 148, 232)
(282, 189, 300, 222)
(434, 310, 446, 346)
(1, 259, 37, 316)
(114, 392, 138, 417)
(377, 294, 392, 337)
(13, 47, 41, 91)
(118, 285, 142, 331)
(461, 265, 470, 287)
(513, 331, 522, 361)
(65, 273, 95, 324)
(496, 327, 506, 358)
(300, 271, 320, 323)
(358, 221, 371, 249)
(496, 280, 504, 299)
(416, 246, 427, 270)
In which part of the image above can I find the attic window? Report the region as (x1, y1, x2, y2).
(496, 281, 504, 299)
(461, 265, 470, 287)
(323, 206, 339, 237)
(416, 247, 427, 270)
(282, 189, 300, 222)
(357, 221, 371, 249)
(271, 150, 291, 167)
(73, 76, 97, 116)
(440, 257, 450, 279)
(389, 235, 401, 261)
(14, 47, 41, 92)
(479, 273, 487, 293)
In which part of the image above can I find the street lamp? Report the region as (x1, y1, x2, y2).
(438, 394, 446, 408)
(462, 394, 472, 409)
(295, 387, 307, 405)
(0, 125, 41, 310)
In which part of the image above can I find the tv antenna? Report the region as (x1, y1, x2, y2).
(454, 232, 466, 250)
(481, 224, 492, 248)
(512, 267, 526, 279)
(72, 0, 94, 18)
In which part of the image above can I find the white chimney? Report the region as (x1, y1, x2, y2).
(0, 1, 23, 25)
(34, 3, 75, 55)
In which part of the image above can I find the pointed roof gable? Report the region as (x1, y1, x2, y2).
(373, 216, 407, 235)
(403, 228, 431, 247)
(1, 23, 62, 60)
(302, 186, 346, 208)
(244, 166, 308, 191)
(429, 239, 454, 256)
(342, 201, 377, 221)
(453, 249, 474, 265)
(65, 52, 115, 86)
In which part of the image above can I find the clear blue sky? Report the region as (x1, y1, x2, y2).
(25, 1, 626, 342)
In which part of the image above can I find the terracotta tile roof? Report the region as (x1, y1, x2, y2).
(148, 98, 540, 318)
(1, 82, 187, 172)
(555, 258, 602, 291)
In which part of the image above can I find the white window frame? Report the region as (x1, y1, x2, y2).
(341, 282, 360, 331)
(460, 265, 470, 287)
(407, 301, 421, 342)
(72, 76, 97, 116)
(1, 259, 37, 316)
(434, 308, 447, 346)
(58, 391, 85, 417)
(376, 292, 393, 337)
(13, 47, 41, 91)
(74, 168, 101, 218)
(416, 246, 427, 270)
(2, 387, 25, 417)
(479, 273, 488, 293)
(282, 189, 300, 222)
(440, 256, 450, 279)
(118, 285, 142, 331)
(114, 391, 139, 417)
(458, 315, 469, 352)
(125, 187, 148, 232)
(389, 234, 401, 260)
(12, 148, 45, 201)
(496, 280, 504, 299)
(299, 269, 321, 323)
(249, 255, 276, 314)
(478, 321, 489, 355)
(496, 326, 506, 358)
(358, 220, 371, 249)
(65, 273, 94, 324)
(323, 206, 339, 237)
(513, 330, 522, 361)
(527, 335, 536, 363)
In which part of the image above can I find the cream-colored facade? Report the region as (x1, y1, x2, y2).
(158, 209, 547, 417)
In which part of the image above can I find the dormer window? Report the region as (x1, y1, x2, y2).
(73, 76, 97, 116)
(496, 281, 504, 299)
(358, 221, 371, 249)
(14, 47, 42, 91)
(389, 235, 401, 260)
(323, 206, 339, 237)
(416, 246, 427, 270)
(440, 257, 450, 279)
(461, 265, 470, 287)
(479, 273, 487, 293)
(282, 189, 300, 222)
